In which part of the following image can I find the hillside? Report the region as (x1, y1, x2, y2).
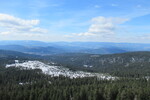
(48, 52, 150, 77)
(1, 50, 150, 77)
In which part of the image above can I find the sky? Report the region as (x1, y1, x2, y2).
(0, 0, 150, 43)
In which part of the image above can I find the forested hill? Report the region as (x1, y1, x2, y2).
(1, 50, 150, 77)
(48, 52, 150, 77)
(49, 51, 150, 67)
(0, 50, 42, 66)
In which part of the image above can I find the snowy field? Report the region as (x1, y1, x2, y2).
(6, 60, 116, 80)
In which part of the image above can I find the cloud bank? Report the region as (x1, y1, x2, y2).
(66, 16, 129, 38)
(0, 14, 48, 36)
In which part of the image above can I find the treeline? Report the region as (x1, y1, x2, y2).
(0, 67, 150, 100)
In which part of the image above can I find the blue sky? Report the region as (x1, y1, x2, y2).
(0, 0, 150, 43)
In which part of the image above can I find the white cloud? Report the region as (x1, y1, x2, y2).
(111, 4, 118, 7)
(0, 31, 11, 35)
(0, 14, 39, 26)
(139, 34, 150, 39)
(137, 5, 142, 8)
(72, 32, 96, 36)
(21, 33, 43, 37)
(30, 27, 48, 33)
(0, 13, 48, 36)
(94, 5, 101, 8)
(67, 16, 128, 37)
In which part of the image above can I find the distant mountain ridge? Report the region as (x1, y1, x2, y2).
(0, 45, 67, 55)
(0, 40, 149, 55)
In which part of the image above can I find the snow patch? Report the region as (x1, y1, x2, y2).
(6, 60, 116, 80)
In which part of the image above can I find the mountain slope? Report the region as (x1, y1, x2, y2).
(1, 49, 150, 77)
(6, 60, 115, 79)
(48, 52, 150, 77)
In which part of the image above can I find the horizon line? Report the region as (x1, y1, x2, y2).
(0, 40, 150, 44)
